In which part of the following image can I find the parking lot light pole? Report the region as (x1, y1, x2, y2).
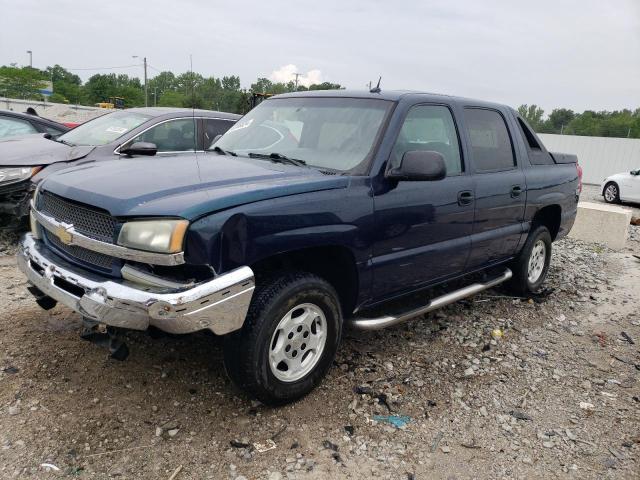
(132, 55, 148, 107)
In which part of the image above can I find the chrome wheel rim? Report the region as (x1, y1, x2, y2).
(604, 185, 617, 202)
(527, 240, 547, 283)
(268, 303, 327, 383)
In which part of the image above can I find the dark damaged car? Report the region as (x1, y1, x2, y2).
(0, 107, 239, 227)
(18, 90, 580, 405)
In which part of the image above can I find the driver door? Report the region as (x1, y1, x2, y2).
(371, 104, 474, 300)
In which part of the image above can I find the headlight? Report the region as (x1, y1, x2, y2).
(0, 167, 40, 186)
(118, 219, 189, 254)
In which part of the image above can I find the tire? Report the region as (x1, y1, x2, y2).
(223, 271, 342, 405)
(509, 225, 552, 295)
(603, 182, 620, 204)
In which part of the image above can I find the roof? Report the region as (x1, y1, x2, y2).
(270, 89, 508, 109)
(125, 107, 241, 119)
(0, 109, 69, 130)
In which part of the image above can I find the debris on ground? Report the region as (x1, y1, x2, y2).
(253, 439, 277, 453)
(372, 414, 412, 428)
(0, 227, 639, 478)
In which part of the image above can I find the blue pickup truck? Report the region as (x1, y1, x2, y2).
(17, 90, 580, 404)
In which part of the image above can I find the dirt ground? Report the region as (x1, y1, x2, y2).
(1, 227, 639, 479)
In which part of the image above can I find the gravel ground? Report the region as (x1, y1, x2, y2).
(1, 228, 639, 479)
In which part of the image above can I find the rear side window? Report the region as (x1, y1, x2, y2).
(516, 117, 554, 165)
(392, 105, 463, 176)
(517, 117, 541, 149)
(464, 108, 515, 172)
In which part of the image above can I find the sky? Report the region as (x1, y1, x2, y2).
(1, 0, 638, 113)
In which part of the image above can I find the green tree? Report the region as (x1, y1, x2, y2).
(44, 65, 84, 104)
(308, 82, 342, 91)
(148, 71, 178, 96)
(83, 73, 144, 107)
(517, 104, 545, 131)
(157, 90, 185, 107)
(542, 108, 575, 133)
(0, 65, 47, 99)
(251, 77, 274, 94)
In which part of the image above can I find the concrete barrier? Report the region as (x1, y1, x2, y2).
(0, 97, 107, 124)
(568, 202, 632, 249)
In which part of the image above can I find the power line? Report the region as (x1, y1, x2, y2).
(66, 64, 142, 71)
(147, 64, 165, 73)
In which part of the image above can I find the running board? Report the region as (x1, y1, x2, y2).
(350, 268, 512, 331)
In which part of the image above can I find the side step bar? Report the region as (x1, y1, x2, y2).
(350, 268, 512, 331)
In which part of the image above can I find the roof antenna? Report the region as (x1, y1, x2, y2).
(190, 54, 197, 153)
(370, 76, 382, 94)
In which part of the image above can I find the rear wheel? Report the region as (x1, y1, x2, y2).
(603, 182, 620, 203)
(509, 225, 552, 295)
(223, 271, 342, 405)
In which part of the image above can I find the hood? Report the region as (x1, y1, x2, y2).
(0, 134, 96, 166)
(40, 153, 349, 220)
(603, 172, 632, 184)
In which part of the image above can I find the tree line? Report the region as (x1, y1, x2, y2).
(1, 64, 639, 138)
(0, 64, 341, 115)
(517, 104, 640, 139)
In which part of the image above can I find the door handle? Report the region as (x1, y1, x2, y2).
(458, 190, 474, 206)
(511, 185, 523, 198)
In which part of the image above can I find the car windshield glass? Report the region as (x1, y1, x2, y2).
(213, 97, 393, 171)
(57, 111, 152, 146)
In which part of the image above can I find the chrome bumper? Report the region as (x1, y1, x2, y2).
(17, 234, 255, 335)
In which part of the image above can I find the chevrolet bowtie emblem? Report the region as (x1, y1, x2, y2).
(54, 225, 73, 245)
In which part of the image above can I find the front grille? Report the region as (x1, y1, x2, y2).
(46, 230, 115, 270)
(37, 191, 116, 243)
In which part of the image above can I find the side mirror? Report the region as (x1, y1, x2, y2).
(208, 134, 223, 149)
(120, 142, 157, 157)
(386, 150, 447, 181)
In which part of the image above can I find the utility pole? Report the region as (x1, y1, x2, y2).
(293, 73, 301, 91)
(143, 57, 148, 107)
(26, 50, 32, 68)
(132, 55, 148, 106)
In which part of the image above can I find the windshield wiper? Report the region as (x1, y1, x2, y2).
(211, 145, 237, 156)
(248, 152, 307, 167)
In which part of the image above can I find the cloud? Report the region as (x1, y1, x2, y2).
(269, 64, 323, 87)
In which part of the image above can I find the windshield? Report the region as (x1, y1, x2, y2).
(213, 97, 393, 171)
(58, 111, 152, 146)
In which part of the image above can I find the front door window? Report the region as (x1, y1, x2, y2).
(128, 118, 198, 152)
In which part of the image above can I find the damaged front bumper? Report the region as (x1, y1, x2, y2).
(17, 233, 255, 335)
(0, 180, 32, 226)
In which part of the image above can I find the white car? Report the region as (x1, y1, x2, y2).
(601, 169, 640, 204)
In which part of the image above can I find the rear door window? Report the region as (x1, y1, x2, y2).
(464, 108, 515, 172)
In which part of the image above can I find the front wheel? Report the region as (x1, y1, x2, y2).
(223, 271, 342, 405)
(603, 182, 620, 203)
(509, 225, 552, 295)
